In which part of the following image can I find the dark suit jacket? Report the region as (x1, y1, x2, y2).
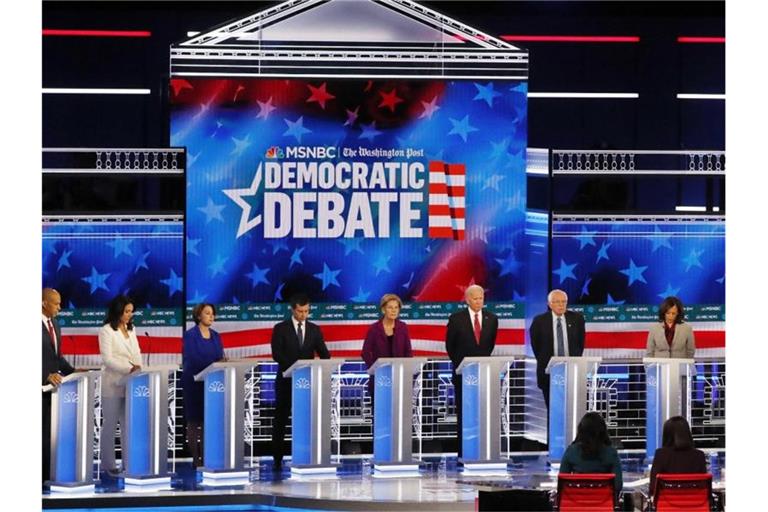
(361, 319, 413, 369)
(270, 318, 331, 375)
(42, 318, 74, 385)
(649, 447, 707, 495)
(529, 310, 585, 389)
(445, 308, 498, 370)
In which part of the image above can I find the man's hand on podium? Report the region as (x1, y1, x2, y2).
(47, 373, 63, 386)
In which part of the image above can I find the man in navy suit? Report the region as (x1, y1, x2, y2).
(42, 288, 75, 483)
(270, 293, 331, 471)
(529, 289, 585, 409)
(445, 284, 498, 459)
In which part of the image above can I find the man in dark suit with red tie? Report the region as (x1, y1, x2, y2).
(42, 287, 75, 483)
(529, 289, 585, 409)
(445, 284, 498, 458)
(270, 293, 331, 472)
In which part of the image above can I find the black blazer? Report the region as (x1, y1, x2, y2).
(42, 319, 74, 385)
(529, 310, 585, 388)
(445, 308, 498, 370)
(270, 318, 331, 375)
(649, 447, 707, 495)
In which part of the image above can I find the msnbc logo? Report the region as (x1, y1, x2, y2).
(265, 146, 284, 159)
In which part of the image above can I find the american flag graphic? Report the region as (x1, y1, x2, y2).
(428, 161, 466, 240)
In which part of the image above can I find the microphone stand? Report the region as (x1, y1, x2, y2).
(144, 331, 152, 368)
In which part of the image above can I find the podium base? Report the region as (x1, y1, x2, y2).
(48, 481, 95, 494)
(459, 461, 509, 477)
(200, 468, 250, 487)
(124, 475, 172, 492)
(373, 462, 422, 478)
(290, 464, 339, 480)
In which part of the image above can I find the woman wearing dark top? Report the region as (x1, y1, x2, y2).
(560, 411, 623, 494)
(181, 303, 225, 467)
(650, 416, 707, 496)
(362, 294, 413, 400)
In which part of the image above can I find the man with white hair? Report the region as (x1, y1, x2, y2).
(445, 284, 498, 458)
(529, 289, 585, 409)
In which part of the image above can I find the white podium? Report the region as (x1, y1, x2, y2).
(546, 356, 602, 462)
(284, 358, 345, 477)
(643, 357, 697, 459)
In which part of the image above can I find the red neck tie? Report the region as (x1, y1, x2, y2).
(47, 319, 57, 353)
(473, 313, 481, 345)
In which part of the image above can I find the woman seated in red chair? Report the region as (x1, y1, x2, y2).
(560, 412, 623, 492)
(650, 416, 707, 496)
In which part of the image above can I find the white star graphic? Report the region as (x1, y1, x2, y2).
(223, 164, 263, 238)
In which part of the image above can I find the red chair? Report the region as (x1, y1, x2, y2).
(653, 473, 712, 512)
(557, 473, 617, 511)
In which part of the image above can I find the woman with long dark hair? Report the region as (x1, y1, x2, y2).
(649, 416, 707, 495)
(560, 411, 623, 491)
(98, 294, 143, 477)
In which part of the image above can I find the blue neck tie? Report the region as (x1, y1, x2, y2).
(556, 317, 565, 356)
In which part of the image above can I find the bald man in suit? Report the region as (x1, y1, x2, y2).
(445, 285, 498, 458)
(42, 288, 75, 483)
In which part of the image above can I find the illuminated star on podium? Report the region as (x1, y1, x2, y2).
(473, 82, 502, 107)
(187, 237, 201, 256)
(552, 259, 578, 284)
(716, 275, 725, 284)
(230, 134, 252, 156)
(283, 116, 312, 143)
(620, 258, 648, 286)
(647, 226, 673, 252)
(208, 254, 228, 277)
(419, 96, 440, 119)
(683, 249, 704, 272)
(606, 293, 625, 305)
(373, 255, 391, 276)
(359, 122, 382, 141)
(448, 115, 478, 142)
(306, 82, 336, 109)
(314, 263, 341, 290)
(574, 226, 597, 250)
(658, 283, 681, 299)
(596, 242, 612, 263)
(268, 239, 289, 255)
(134, 251, 151, 273)
(256, 96, 277, 120)
(378, 88, 404, 112)
(289, 247, 305, 269)
(351, 287, 371, 303)
(57, 249, 73, 271)
(197, 197, 226, 224)
(106, 237, 133, 258)
(246, 263, 271, 288)
(170, 78, 192, 97)
(81, 266, 111, 294)
(160, 269, 183, 297)
(344, 106, 360, 127)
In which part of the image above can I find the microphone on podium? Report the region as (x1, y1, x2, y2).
(144, 331, 152, 368)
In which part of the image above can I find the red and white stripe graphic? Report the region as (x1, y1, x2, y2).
(428, 161, 466, 240)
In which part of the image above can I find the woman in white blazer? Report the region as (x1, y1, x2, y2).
(98, 295, 142, 476)
(646, 296, 695, 358)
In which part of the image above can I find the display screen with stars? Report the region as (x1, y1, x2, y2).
(171, 78, 529, 308)
(552, 219, 725, 306)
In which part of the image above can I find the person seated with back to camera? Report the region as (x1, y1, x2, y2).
(559, 411, 623, 496)
(649, 416, 707, 497)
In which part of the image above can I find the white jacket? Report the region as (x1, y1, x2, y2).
(98, 324, 143, 397)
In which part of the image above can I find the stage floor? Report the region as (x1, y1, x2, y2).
(42, 452, 724, 511)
